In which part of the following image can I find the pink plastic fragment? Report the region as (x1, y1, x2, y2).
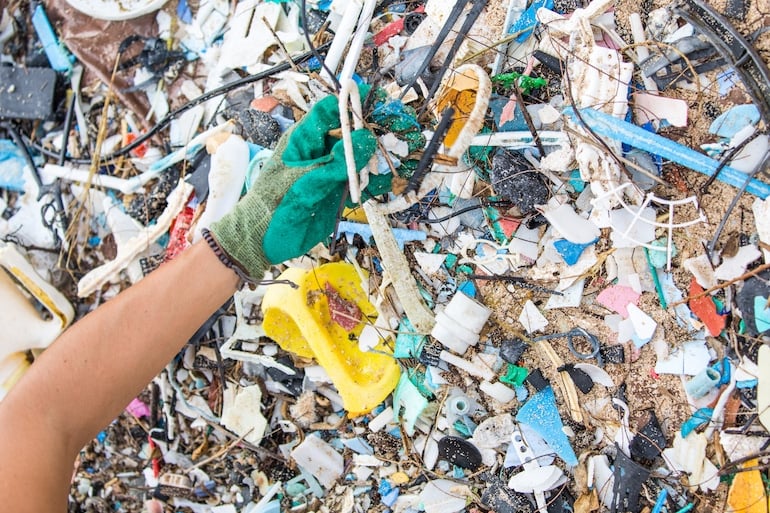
(688, 278, 726, 337)
(126, 397, 151, 418)
(596, 285, 641, 318)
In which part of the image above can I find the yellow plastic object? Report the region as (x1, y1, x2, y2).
(726, 459, 767, 513)
(435, 66, 482, 148)
(261, 262, 401, 415)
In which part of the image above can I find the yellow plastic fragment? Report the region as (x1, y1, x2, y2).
(390, 472, 409, 485)
(726, 459, 767, 513)
(435, 67, 482, 148)
(261, 262, 401, 416)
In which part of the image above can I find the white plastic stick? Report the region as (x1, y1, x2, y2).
(320, 0, 362, 85)
(629, 13, 659, 94)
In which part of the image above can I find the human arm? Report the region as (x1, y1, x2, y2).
(0, 241, 239, 512)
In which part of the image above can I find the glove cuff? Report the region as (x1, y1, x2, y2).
(209, 193, 273, 282)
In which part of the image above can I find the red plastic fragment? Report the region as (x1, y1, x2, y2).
(164, 195, 195, 262)
(325, 282, 362, 331)
(123, 131, 148, 158)
(373, 18, 405, 46)
(689, 277, 726, 336)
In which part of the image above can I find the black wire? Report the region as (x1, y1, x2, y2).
(26, 44, 331, 165)
(300, 0, 340, 92)
(417, 204, 484, 223)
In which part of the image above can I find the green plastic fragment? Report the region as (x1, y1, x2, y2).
(393, 373, 429, 436)
(394, 317, 427, 359)
(444, 254, 458, 269)
(491, 72, 547, 95)
(500, 364, 528, 387)
(453, 419, 473, 437)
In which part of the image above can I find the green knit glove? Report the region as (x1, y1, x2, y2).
(210, 92, 381, 280)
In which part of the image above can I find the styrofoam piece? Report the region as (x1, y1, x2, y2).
(65, 0, 167, 20)
(654, 338, 712, 376)
(479, 380, 517, 403)
(220, 385, 268, 446)
(714, 245, 762, 281)
(77, 180, 194, 297)
(538, 200, 600, 244)
(419, 479, 470, 513)
(684, 253, 718, 289)
(192, 134, 249, 242)
(439, 350, 495, 381)
(291, 435, 344, 488)
(519, 300, 549, 334)
(546, 279, 585, 309)
(0, 242, 75, 366)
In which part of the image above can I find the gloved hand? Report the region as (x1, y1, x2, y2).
(209, 91, 384, 282)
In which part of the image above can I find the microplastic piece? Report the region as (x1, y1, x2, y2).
(437, 436, 483, 470)
(290, 435, 344, 489)
(515, 387, 578, 467)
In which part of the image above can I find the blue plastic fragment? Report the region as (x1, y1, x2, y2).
(453, 465, 465, 478)
(394, 317, 427, 359)
(457, 279, 476, 298)
(569, 169, 586, 192)
(515, 384, 529, 402)
(680, 407, 713, 438)
(753, 296, 770, 332)
(717, 69, 740, 96)
(737, 378, 759, 389)
(515, 386, 578, 466)
(553, 238, 597, 265)
(711, 357, 731, 386)
(0, 139, 29, 191)
(508, 0, 554, 42)
(563, 107, 770, 198)
(177, 0, 193, 24)
(337, 220, 426, 251)
(709, 104, 761, 138)
(341, 437, 374, 455)
(31, 5, 74, 73)
(489, 96, 528, 131)
(651, 486, 668, 513)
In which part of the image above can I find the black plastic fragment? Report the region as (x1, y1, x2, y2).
(600, 344, 625, 364)
(533, 50, 563, 75)
(736, 270, 770, 336)
(613, 382, 628, 413)
(235, 109, 281, 148)
(630, 411, 666, 461)
(547, 488, 575, 513)
(481, 475, 534, 513)
(610, 446, 650, 513)
(491, 149, 549, 215)
(501, 338, 528, 364)
(437, 435, 483, 470)
(0, 66, 57, 120)
(525, 368, 549, 392)
(558, 363, 593, 394)
(266, 356, 305, 396)
(418, 341, 443, 367)
(186, 152, 212, 202)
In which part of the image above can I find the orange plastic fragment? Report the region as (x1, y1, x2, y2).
(726, 459, 767, 513)
(688, 278, 726, 336)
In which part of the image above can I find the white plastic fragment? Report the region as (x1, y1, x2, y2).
(538, 200, 600, 244)
(192, 134, 249, 242)
(431, 292, 491, 354)
(220, 385, 268, 446)
(414, 252, 447, 275)
(654, 338, 712, 376)
(627, 304, 657, 345)
(290, 435, 344, 488)
(546, 279, 585, 309)
(573, 364, 614, 387)
(609, 206, 656, 248)
(683, 253, 718, 289)
(519, 300, 549, 334)
(471, 414, 515, 449)
(419, 479, 470, 513)
(479, 380, 517, 403)
(632, 92, 688, 127)
(368, 406, 395, 432)
(662, 432, 720, 492)
(65, 0, 168, 21)
(753, 196, 770, 263)
(714, 244, 762, 281)
(439, 350, 495, 381)
(757, 344, 770, 433)
(77, 180, 194, 297)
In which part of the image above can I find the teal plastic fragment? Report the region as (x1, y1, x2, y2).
(444, 253, 458, 269)
(753, 296, 770, 332)
(515, 386, 578, 466)
(648, 238, 675, 268)
(453, 419, 473, 438)
(499, 364, 528, 387)
(393, 373, 429, 436)
(394, 317, 426, 359)
(569, 169, 586, 192)
(564, 107, 770, 198)
(680, 408, 713, 438)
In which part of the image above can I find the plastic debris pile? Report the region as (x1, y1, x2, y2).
(3, 0, 770, 511)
